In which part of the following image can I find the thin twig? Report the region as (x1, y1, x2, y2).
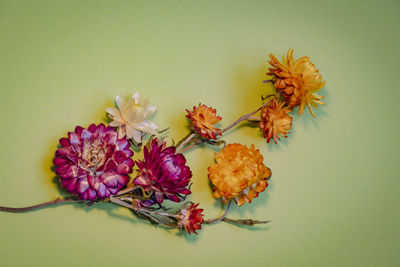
(176, 133, 196, 152)
(110, 196, 134, 210)
(247, 116, 261, 121)
(175, 132, 193, 148)
(180, 142, 198, 153)
(0, 198, 86, 213)
(205, 201, 231, 224)
(220, 95, 275, 134)
(221, 217, 270, 226)
(220, 106, 263, 134)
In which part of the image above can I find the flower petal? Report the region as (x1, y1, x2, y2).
(132, 130, 143, 143)
(116, 96, 126, 111)
(125, 125, 136, 140)
(55, 124, 133, 200)
(137, 120, 158, 135)
(106, 107, 124, 122)
(109, 120, 124, 127)
(132, 92, 140, 104)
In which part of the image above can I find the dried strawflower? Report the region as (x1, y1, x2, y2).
(259, 97, 293, 143)
(186, 103, 222, 139)
(208, 144, 271, 206)
(177, 202, 204, 234)
(106, 92, 158, 143)
(2, 46, 326, 232)
(54, 124, 134, 200)
(268, 49, 325, 116)
(134, 138, 192, 205)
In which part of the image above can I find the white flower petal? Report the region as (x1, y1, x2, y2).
(109, 121, 124, 127)
(117, 125, 126, 139)
(111, 94, 158, 139)
(132, 130, 143, 143)
(106, 107, 124, 122)
(137, 120, 158, 134)
(142, 104, 157, 120)
(132, 92, 140, 104)
(142, 99, 150, 106)
(122, 98, 136, 120)
(116, 96, 126, 111)
(126, 107, 141, 125)
(126, 125, 136, 140)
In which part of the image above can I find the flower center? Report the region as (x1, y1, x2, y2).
(79, 143, 107, 173)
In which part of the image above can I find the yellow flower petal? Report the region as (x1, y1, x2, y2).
(268, 49, 325, 116)
(208, 143, 271, 206)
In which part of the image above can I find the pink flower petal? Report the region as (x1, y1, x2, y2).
(59, 138, 70, 147)
(53, 157, 68, 166)
(87, 188, 97, 200)
(74, 126, 84, 136)
(154, 191, 164, 204)
(96, 183, 107, 199)
(55, 124, 133, 200)
(102, 174, 118, 188)
(116, 163, 130, 174)
(88, 124, 96, 133)
(77, 179, 89, 194)
(68, 132, 80, 145)
(94, 124, 106, 134)
(81, 129, 92, 141)
(60, 164, 79, 178)
(115, 139, 129, 151)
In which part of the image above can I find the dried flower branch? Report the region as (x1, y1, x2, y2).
(0, 49, 326, 235)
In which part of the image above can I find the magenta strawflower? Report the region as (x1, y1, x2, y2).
(54, 124, 134, 200)
(133, 138, 192, 205)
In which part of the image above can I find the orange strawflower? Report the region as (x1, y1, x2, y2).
(208, 144, 271, 206)
(268, 49, 325, 117)
(186, 103, 222, 139)
(259, 97, 293, 144)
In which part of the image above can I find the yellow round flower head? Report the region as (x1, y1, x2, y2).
(208, 144, 271, 206)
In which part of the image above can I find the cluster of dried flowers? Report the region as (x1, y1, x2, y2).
(0, 49, 325, 234)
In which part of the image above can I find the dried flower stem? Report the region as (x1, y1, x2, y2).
(110, 196, 134, 210)
(205, 201, 231, 224)
(177, 95, 276, 154)
(176, 133, 196, 152)
(0, 198, 86, 213)
(247, 116, 261, 121)
(110, 192, 180, 227)
(110, 194, 180, 228)
(138, 209, 175, 226)
(220, 106, 263, 134)
(220, 95, 275, 134)
(180, 142, 199, 153)
(204, 201, 270, 227)
(175, 132, 193, 147)
(221, 217, 270, 226)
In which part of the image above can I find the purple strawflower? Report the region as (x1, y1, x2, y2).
(134, 138, 192, 205)
(54, 124, 134, 200)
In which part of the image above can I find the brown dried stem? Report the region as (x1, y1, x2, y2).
(205, 201, 231, 224)
(221, 217, 270, 226)
(0, 198, 86, 213)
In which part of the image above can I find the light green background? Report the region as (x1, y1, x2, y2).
(0, 0, 399, 266)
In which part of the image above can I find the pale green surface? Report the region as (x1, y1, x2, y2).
(0, 0, 399, 266)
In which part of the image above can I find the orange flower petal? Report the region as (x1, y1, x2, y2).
(268, 49, 325, 116)
(186, 103, 222, 139)
(208, 143, 271, 206)
(259, 97, 293, 144)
